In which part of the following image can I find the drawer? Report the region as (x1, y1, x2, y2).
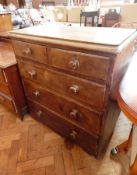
(12, 40, 47, 64)
(0, 92, 15, 112)
(18, 61, 106, 110)
(24, 80, 102, 135)
(47, 48, 110, 81)
(28, 99, 98, 156)
(0, 69, 6, 83)
(0, 82, 11, 96)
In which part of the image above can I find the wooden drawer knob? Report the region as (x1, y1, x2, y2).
(70, 109, 82, 120)
(33, 90, 40, 97)
(70, 130, 78, 140)
(28, 70, 36, 78)
(37, 110, 42, 117)
(22, 48, 32, 56)
(69, 85, 79, 94)
(69, 59, 79, 70)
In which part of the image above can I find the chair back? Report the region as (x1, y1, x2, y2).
(80, 10, 99, 26)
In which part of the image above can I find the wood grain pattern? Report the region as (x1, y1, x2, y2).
(12, 40, 47, 64)
(0, 40, 16, 68)
(115, 53, 137, 175)
(11, 27, 137, 158)
(18, 60, 106, 111)
(47, 47, 110, 81)
(0, 104, 131, 175)
(23, 79, 102, 135)
(10, 25, 136, 46)
(0, 41, 27, 118)
(28, 99, 99, 156)
(117, 54, 137, 125)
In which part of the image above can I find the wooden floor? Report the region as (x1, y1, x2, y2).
(0, 104, 132, 175)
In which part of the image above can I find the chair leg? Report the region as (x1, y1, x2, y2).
(80, 16, 81, 26)
(130, 155, 137, 175)
(111, 126, 133, 155)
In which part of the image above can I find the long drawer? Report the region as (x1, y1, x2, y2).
(28, 99, 99, 156)
(47, 48, 110, 81)
(12, 40, 47, 64)
(24, 79, 102, 135)
(18, 60, 106, 110)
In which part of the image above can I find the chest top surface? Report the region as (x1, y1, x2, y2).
(10, 25, 137, 54)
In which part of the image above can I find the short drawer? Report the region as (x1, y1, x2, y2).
(0, 82, 11, 96)
(18, 61, 106, 110)
(0, 92, 15, 112)
(24, 80, 102, 135)
(47, 48, 110, 81)
(12, 40, 47, 64)
(28, 99, 98, 156)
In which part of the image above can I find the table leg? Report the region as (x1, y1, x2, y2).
(111, 126, 133, 155)
(130, 155, 137, 175)
(130, 124, 137, 175)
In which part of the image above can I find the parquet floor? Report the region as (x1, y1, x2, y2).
(0, 104, 132, 175)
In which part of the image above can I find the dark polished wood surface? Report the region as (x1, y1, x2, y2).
(0, 40, 27, 118)
(11, 26, 137, 157)
(115, 50, 137, 175)
(0, 40, 16, 68)
(117, 52, 137, 125)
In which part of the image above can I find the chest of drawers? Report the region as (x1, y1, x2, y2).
(0, 40, 27, 119)
(10, 26, 137, 157)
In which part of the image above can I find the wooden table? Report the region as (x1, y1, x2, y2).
(111, 52, 137, 175)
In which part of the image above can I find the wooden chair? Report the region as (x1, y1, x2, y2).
(80, 10, 99, 26)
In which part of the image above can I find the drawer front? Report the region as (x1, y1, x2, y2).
(0, 82, 11, 96)
(28, 99, 98, 156)
(0, 69, 6, 83)
(12, 40, 47, 64)
(24, 80, 102, 135)
(0, 93, 15, 112)
(47, 48, 110, 81)
(18, 61, 106, 110)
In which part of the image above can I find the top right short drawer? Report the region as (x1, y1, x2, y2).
(47, 48, 110, 81)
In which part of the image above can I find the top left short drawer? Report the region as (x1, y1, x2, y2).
(12, 40, 47, 64)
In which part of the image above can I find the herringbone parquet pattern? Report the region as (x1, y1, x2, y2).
(0, 104, 131, 175)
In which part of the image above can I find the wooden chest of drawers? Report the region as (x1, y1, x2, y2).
(10, 26, 137, 157)
(0, 41, 27, 119)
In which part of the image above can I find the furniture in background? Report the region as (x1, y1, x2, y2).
(112, 22, 137, 29)
(10, 25, 137, 158)
(6, 0, 25, 8)
(111, 53, 137, 175)
(0, 12, 13, 32)
(0, 40, 28, 119)
(80, 10, 99, 26)
(0, 0, 7, 5)
(102, 9, 120, 27)
(41, 1, 55, 6)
